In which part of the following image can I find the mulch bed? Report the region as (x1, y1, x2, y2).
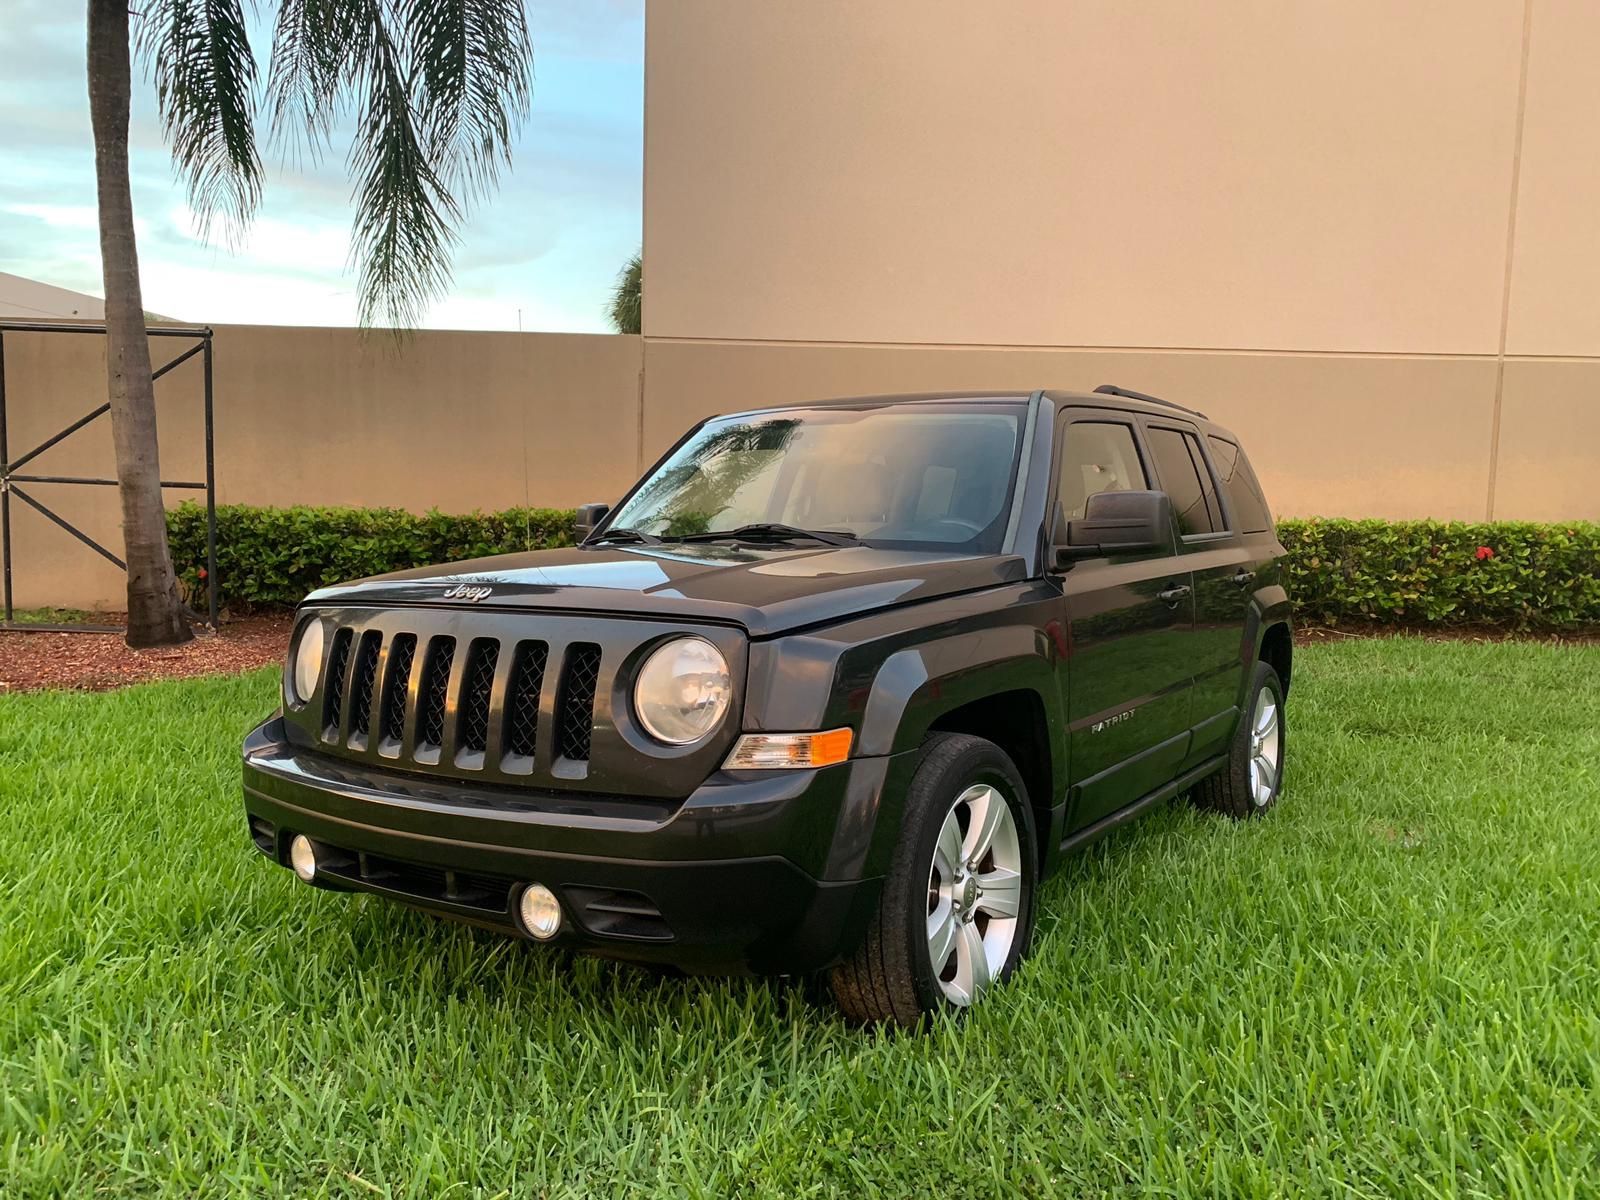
(0, 613, 293, 694)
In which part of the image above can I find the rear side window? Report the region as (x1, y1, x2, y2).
(1146, 427, 1222, 536)
(1207, 436, 1273, 533)
(1058, 422, 1148, 522)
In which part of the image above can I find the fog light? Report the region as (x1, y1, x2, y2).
(518, 883, 563, 940)
(289, 834, 318, 883)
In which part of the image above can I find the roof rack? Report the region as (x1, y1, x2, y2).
(1092, 383, 1208, 420)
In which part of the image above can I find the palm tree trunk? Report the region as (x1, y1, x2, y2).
(87, 0, 191, 648)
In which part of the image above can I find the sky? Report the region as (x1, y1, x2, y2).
(0, 1, 643, 333)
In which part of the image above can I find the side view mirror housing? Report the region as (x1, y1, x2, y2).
(1053, 490, 1173, 568)
(574, 502, 611, 542)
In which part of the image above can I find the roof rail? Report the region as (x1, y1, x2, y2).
(1092, 383, 1208, 420)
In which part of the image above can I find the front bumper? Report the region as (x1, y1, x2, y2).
(243, 716, 907, 973)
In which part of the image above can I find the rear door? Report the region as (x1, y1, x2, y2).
(1053, 410, 1195, 832)
(1140, 421, 1254, 765)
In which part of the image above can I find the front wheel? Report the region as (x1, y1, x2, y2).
(829, 733, 1038, 1026)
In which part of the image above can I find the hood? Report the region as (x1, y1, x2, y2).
(303, 542, 1028, 637)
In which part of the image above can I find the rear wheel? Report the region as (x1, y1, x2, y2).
(829, 733, 1037, 1026)
(1193, 660, 1286, 819)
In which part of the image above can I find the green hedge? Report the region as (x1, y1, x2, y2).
(166, 503, 575, 610)
(168, 504, 1600, 629)
(1277, 518, 1600, 630)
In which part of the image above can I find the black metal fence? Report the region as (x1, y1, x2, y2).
(0, 320, 218, 633)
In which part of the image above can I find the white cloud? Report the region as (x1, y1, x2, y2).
(7, 202, 151, 241)
(0, 1, 643, 334)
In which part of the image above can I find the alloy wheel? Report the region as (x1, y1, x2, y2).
(925, 783, 1023, 1006)
(1248, 686, 1281, 808)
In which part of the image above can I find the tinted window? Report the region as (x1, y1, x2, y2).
(1185, 435, 1226, 531)
(1146, 427, 1218, 536)
(1058, 422, 1148, 523)
(1207, 436, 1273, 533)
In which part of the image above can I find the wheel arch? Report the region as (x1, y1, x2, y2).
(1239, 584, 1293, 705)
(926, 691, 1056, 872)
(1258, 620, 1293, 696)
(856, 633, 1066, 871)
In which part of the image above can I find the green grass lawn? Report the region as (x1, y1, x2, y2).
(2, 640, 1599, 1198)
(3, 607, 94, 626)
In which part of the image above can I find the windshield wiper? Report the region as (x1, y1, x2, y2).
(676, 523, 858, 547)
(586, 526, 661, 546)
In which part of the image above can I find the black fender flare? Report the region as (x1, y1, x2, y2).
(1237, 584, 1293, 708)
(830, 625, 1065, 877)
(856, 625, 1060, 759)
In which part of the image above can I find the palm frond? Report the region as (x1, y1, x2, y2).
(345, 0, 460, 328)
(403, 0, 534, 202)
(607, 252, 641, 334)
(261, 0, 534, 328)
(136, 0, 262, 240)
(265, 0, 371, 154)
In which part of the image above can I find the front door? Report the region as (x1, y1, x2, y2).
(1053, 412, 1195, 833)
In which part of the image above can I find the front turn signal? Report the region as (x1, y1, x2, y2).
(723, 728, 854, 770)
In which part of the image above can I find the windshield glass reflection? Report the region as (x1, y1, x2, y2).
(607, 403, 1025, 553)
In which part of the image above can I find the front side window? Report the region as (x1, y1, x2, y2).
(1058, 421, 1148, 522)
(1146, 426, 1221, 536)
(607, 404, 1025, 553)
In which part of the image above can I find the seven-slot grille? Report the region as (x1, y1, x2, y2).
(317, 624, 599, 776)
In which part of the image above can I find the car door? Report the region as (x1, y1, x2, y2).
(1140, 421, 1254, 766)
(1053, 410, 1195, 833)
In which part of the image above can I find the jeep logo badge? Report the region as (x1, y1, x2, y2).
(442, 583, 494, 603)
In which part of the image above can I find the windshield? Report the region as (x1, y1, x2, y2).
(605, 403, 1026, 553)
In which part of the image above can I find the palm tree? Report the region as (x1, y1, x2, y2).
(85, 0, 534, 646)
(607, 251, 640, 334)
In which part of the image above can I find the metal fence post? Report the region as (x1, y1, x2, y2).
(0, 329, 12, 624)
(203, 334, 218, 629)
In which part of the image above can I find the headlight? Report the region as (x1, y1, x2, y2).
(290, 617, 326, 704)
(633, 637, 731, 744)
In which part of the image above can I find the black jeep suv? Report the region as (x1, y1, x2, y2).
(243, 387, 1291, 1025)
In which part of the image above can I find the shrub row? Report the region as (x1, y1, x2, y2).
(1276, 518, 1600, 630)
(166, 503, 575, 610)
(167, 504, 1600, 629)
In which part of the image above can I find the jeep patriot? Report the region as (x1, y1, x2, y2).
(243, 387, 1292, 1025)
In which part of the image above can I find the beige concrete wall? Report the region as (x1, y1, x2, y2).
(642, 0, 1600, 525)
(3, 325, 642, 611)
(644, 0, 1524, 354)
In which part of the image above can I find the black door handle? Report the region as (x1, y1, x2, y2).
(1231, 569, 1256, 587)
(1157, 584, 1191, 604)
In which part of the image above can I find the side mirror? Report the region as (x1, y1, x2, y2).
(1053, 490, 1173, 568)
(574, 502, 610, 542)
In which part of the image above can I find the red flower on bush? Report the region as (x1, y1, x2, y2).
(1475, 546, 1494, 561)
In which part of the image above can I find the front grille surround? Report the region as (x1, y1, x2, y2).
(291, 606, 744, 800)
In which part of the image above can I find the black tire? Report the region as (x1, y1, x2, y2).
(829, 733, 1038, 1027)
(1193, 660, 1286, 820)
